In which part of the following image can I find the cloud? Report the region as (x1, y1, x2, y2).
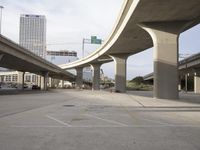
(1, 0, 123, 43)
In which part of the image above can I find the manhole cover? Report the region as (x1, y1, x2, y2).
(63, 105, 75, 107)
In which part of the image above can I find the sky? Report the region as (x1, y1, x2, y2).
(1, 0, 200, 80)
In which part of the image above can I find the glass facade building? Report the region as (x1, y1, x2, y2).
(19, 14, 46, 58)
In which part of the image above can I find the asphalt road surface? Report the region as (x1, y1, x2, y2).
(0, 89, 200, 150)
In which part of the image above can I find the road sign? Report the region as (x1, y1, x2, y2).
(82, 36, 103, 58)
(91, 36, 102, 44)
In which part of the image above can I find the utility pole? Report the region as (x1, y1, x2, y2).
(82, 38, 85, 58)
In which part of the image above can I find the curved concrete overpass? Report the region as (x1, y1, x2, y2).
(60, 0, 200, 99)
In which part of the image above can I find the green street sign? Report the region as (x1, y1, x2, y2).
(91, 36, 97, 44)
(91, 36, 102, 44)
(94, 39, 101, 44)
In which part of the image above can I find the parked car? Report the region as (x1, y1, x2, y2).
(32, 85, 41, 90)
(24, 83, 28, 89)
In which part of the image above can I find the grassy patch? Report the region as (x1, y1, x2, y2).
(126, 81, 153, 91)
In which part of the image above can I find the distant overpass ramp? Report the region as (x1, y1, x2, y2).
(0, 35, 75, 81)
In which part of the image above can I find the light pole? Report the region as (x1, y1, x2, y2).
(82, 36, 102, 58)
(82, 38, 85, 58)
(0, 6, 4, 34)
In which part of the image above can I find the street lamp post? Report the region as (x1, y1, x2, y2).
(82, 38, 85, 58)
(0, 6, 4, 34)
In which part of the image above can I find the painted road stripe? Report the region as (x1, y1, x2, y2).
(85, 114, 128, 126)
(46, 115, 71, 127)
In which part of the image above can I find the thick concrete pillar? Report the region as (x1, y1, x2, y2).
(0, 54, 4, 62)
(41, 72, 49, 91)
(48, 77, 52, 88)
(194, 72, 200, 94)
(60, 80, 64, 88)
(110, 54, 128, 93)
(140, 21, 188, 99)
(178, 76, 181, 91)
(91, 63, 101, 90)
(44, 73, 49, 90)
(41, 76, 44, 90)
(51, 78, 57, 88)
(17, 72, 25, 90)
(185, 74, 188, 92)
(75, 67, 83, 89)
(0, 75, 4, 82)
(37, 75, 41, 87)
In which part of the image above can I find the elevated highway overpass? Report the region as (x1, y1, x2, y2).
(144, 52, 200, 94)
(179, 52, 200, 73)
(60, 0, 200, 99)
(0, 35, 75, 90)
(179, 53, 200, 93)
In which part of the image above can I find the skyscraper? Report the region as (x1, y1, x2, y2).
(19, 14, 46, 58)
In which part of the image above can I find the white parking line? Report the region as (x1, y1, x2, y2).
(85, 114, 128, 127)
(11, 124, 200, 128)
(11, 125, 67, 128)
(46, 115, 71, 127)
(139, 117, 174, 125)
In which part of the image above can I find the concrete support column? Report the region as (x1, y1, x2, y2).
(17, 71, 25, 90)
(41, 72, 49, 91)
(51, 78, 57, 88)
(139, 21, 188, 99)
(194, 72, 200, 94)
(110, 54, 128, 93)
(91, 63, 101, 90)
(41, 76, 44, 90)
(185, 74, 188, 92)
(48, 77, 52, 88)
(37, 75, 41, 87)
(179, 75, 185, 91)
(0, 75, 4, 82)
(178, 76, 181, 91)
(60, 80, 64, 88)
(75, 67, 83, 89)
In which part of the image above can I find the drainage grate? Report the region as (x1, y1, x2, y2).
(63, 105, 75, 107)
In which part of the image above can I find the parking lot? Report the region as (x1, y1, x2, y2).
(0, 89, 200, 150)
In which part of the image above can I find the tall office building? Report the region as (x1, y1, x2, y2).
(19, 14, 46, 58)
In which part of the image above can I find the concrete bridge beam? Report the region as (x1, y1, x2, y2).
(110, 54, 129, 93)
(91, 63, 102, 90)
(140, 21, 189, 99)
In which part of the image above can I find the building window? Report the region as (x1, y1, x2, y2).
(32, 75, 36, 82)
(5, 75, 11, 82)
(25, 75, 31, 82)
(12, 74, 18, 82)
